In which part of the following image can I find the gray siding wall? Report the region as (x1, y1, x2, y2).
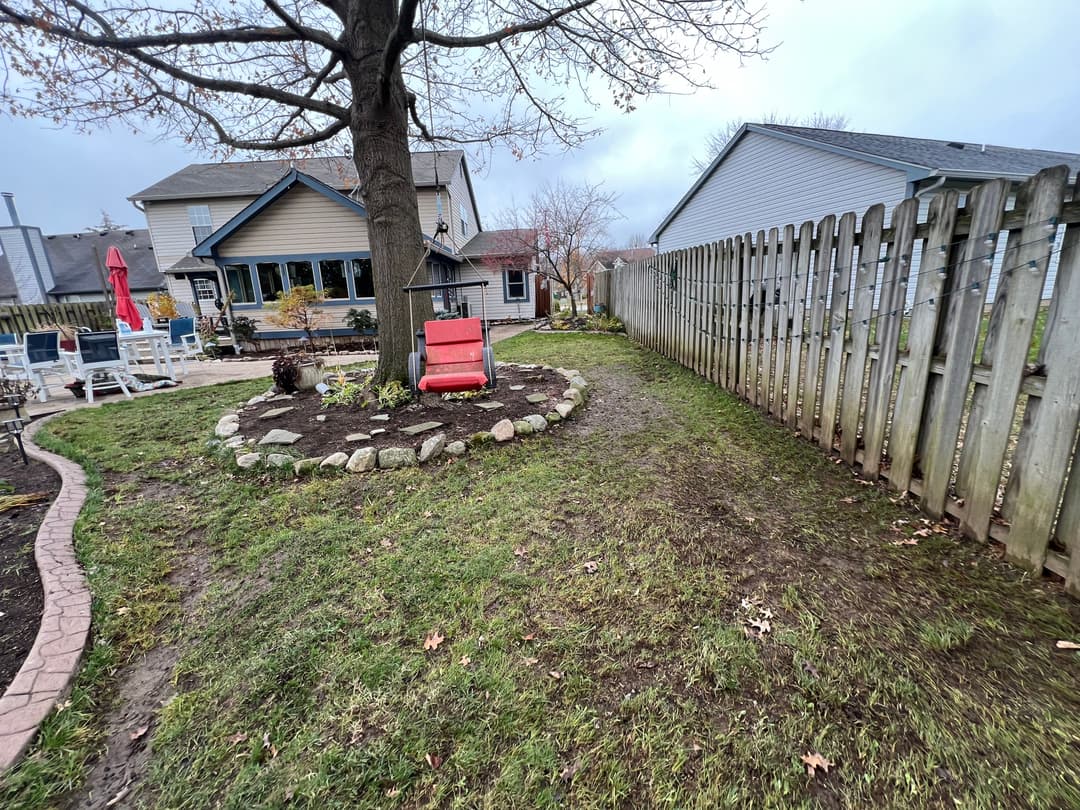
(448, 163, 479, 249)
(0, 226, 54, 304)
(655, 131, 909, 252)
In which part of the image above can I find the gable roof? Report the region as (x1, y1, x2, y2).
(652, 123, 1080, 243)
(461, 228, 536, 258)
(592, 247, 655, 269)
(191, 169, 367, 258)
(0, 228, 164, 298)
(131, 150, 465, 201)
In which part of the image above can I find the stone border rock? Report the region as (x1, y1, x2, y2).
(0, 415, 92, 772)
(210, 365, 589, 475)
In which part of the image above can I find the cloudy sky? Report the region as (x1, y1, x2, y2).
(1, 0, 1078, 246)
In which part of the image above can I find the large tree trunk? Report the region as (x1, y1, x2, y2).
(345, 0, 434, 385)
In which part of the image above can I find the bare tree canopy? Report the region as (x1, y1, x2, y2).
(692, 112, 849, 172)
(0, 0, 769, 381)
(498, 179, 618, 317)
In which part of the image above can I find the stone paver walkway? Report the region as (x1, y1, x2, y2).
(0, 416, 92, 771)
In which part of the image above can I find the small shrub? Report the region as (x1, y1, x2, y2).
(346, 308, 378, 334)
(375, 380, 412, 409)
(268, 285, 325, 344)
(321, 381, 369, 408)
(231, 315, 257, 345)
(585, 313, 625, 332)
(147, 291, 179, 320)
(272, 354, 302, 393)
(549, 317, 573, 331)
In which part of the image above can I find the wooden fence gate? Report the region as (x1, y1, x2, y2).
(605, 167, 1080, 596)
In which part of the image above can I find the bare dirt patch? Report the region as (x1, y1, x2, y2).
(0, 450, 57, 693)
(234, 364, 572, 457)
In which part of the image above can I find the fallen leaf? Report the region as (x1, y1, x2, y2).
(385, 787, 401, 798)
(284, 786, 296, 801)
(522, 633, 536, 642)
(1056, 640, 1080, 650)
(514, 545, 528, 557)
(116, 606, 131, 615)
(690, 741, 704, 752)
(750, 618, 771, 634)
(913, 528, 933, 538)
(801, 751, 833, 777)
(459, 655, 472, 667)
(548, 670, 563, 680)
(800, 660, 820, 679)
(891, 538, 919, 546)
(262, 732, 278, 759)
(425, 753, 443, 770)
(423, 510, 433, 518)
(839, 496, 857, 504)
(380, 538, 393, 548)
(522, 657, 539, 666)
(423, 631, 445, 651)
(636, 660, 657, 669)
(105, 784, 131, 807)
(129, 725, 149, 741)
(582, 560, 599, 574)
(228, 732, 249, 745)
(559, 758, 582, 781)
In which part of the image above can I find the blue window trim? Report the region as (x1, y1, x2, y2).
(503, 267, 530, 303)
(191, 169, 368, 259)
(254, 327, 360, 340)
(216, 251, 375, 307)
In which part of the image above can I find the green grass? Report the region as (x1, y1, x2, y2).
(2, 333, 1079, 809)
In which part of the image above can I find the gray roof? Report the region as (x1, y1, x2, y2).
(760, 124, 1080, 178)
(461, 228, 536, 258)
(592, 247, 655, 269)
(0, 228, 165, 298)
(131, 150, 464, 201)
(167, 255, 216, 273)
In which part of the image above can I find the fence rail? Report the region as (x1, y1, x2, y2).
(602, 166, 1080, 596)
(0, 302, 116, 335)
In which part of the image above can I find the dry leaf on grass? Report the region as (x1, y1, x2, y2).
(548, 670, 563, 680)
(459, 655, 472, 667)
(522, 657, 539, 666)
(839, 496, 857, 504)
(385, 787, 401, 798)
(423, 631, 445, 651)
(262, 732, 278, 759)
(425, 753, 443, 770)
(522, 633, 536, 642)
(891, 538, 919, 546)
(514, 545, 528, 557)
(801, 751, 833, 777)
(228, 732, 249, 745)
(379, 538, 393, 549)
(913, 528, 933, 538)
(582, 560, 599, 574)
(800, 660, 820, 679)
(1056, 640, 1080, 650)
(129, 725, 149, 742)
(559, 759, 582, 781)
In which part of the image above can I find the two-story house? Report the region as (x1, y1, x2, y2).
(129, 150, 540, 341)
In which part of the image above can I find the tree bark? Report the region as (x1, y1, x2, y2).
(345, 0, 434, 385)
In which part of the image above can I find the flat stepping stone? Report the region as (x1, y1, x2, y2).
(400, 421, 444, 436)
(476, 401, 504, 411)
(370, 413, 390, 421)
(259, 406, 295, 420)
(346, 432, 371, 442)
(509, 385, 526, 391)
(258, 429, 303, 446)
(526, 393, 549, 404)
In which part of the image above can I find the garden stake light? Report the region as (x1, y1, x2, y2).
(3, 417, 28, 465)
(4, 393, 21, 421)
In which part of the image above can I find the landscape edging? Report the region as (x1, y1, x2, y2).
(0, 415, 92, 772)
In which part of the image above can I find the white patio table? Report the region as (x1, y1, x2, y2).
(116, 330, 176, 380)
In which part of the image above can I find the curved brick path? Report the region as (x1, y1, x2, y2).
(0, 416, 91, 771)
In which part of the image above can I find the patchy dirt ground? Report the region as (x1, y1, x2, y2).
(0, 449, 56, 693)
(234, 364, 572, 457)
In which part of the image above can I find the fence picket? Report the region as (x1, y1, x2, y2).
(819, 212, 857, 450)
(727, 237, 741, 390)
(772, 225, 795, 418)
(888, 192, 960, 490)
(800, 216, 835, 439)
(762, 228, 779, 412)
(840, 204, 885, 464)
(919, 179, 1009, 518)
(786, 222, 815, 429)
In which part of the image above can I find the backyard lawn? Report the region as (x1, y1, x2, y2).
(3, 332, 1079, 809)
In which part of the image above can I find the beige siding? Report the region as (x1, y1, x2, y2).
(457, 260, 535, 320)
(218, 186, 369, 257)
(144, 197, 255, 272)
(235, 303, 370, 335)
(416, 189, 445, 243)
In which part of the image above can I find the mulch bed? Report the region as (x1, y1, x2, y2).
(0, 445, 58, 693)
(235, 364, 573, 458)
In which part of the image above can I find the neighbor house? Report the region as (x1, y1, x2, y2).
(650, 124, 1080, 298)
(129, 151, 540, 341)
(0, 193, 165, 305)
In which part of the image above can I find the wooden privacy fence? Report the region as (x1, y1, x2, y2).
(606, 166, 1080, 596)
(0, 301, 116, 335)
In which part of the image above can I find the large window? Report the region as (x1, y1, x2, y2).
(351, 258, 374, 298)
(286, 260, 315, 290)
(188, 205, 213, 244)
(504, 268, 528, 301)
(223, 263, 255, 304)
(257, 262, 284, 301)
(319, 259, 349, 299)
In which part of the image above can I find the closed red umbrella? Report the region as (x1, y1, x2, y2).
(106, 246, 143, 330)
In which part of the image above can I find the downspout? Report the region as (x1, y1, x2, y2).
(913, 176, 947, 198)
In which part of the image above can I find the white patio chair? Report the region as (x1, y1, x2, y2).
(22, 331, 72, 403)
(74, 331, 132, 404)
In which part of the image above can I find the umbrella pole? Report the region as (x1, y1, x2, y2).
(91, 243, 115, 307)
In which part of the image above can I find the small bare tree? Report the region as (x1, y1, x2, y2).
(692, 112, 850, 172)
(85, 210, 126, 232)
(499, 180, 618, 318)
